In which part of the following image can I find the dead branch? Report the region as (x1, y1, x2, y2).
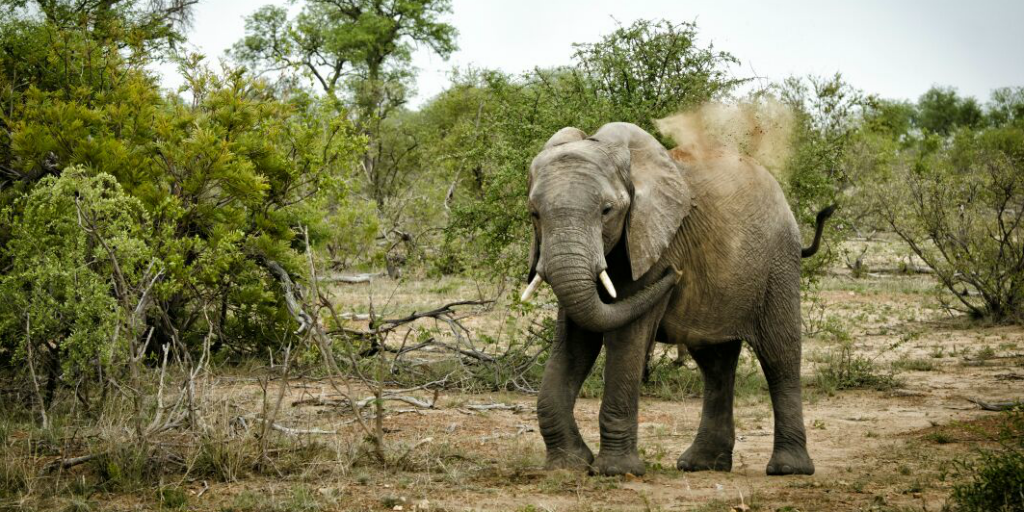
(319, 272, 384, 284)
(463, 403, 534, 413)
(299, 227, 378, 449)
(269, 422, 337, 436)
(965, 396, 1022, 411)
(24, 313, 48, 429)
(375, 300, 495, 332)
(259, 343, 291, 460)
(45, 453, 103, 472)
(480, 425, 535, 442)
(232, 416, 338, 436)
(396, 436, 433, 464)
(330, 300, 496, 361)
(293, 391, 438, 410)
(264, 260, 314, 334)
(338, 312, 372, 321)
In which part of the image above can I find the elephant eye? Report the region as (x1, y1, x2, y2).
(530, 210, 540, 220)
(602, 204, 613, 215)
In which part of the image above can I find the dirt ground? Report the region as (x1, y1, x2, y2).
(6, 240, 1023, 512)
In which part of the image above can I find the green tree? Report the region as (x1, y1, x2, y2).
(1, 0, 195, 54)
(987, 86, 1024, 128)
(774, 74, 864, 272)
(916, 86, 984, 136)
(861, 97, 917, 143)
(232, 0, 458, 211)
(573, 19, 742, 135)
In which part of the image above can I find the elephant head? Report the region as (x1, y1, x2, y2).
(523, 122, 691, 332)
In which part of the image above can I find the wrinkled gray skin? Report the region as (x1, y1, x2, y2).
(530, 122, 817, 477)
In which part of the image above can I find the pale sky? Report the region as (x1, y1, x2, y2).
(155, 0, 1024, 108)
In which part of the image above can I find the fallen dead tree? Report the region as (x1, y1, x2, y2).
(319, 272, 385, 284)
(292, 390, 440, 410)
(328, 299, 496, 361)
(965, 396, 1023, 411)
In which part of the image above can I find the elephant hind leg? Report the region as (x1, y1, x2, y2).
(751, 286, 815, 476)
(677, 339, 742, 472)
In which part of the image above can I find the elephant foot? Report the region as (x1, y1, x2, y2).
(676, 442, 733, 472)
(766, 445, 814, 476)
(590, 452, 645, 477)
(545, 443, 594, 471)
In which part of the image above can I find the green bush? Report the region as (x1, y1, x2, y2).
(0, 2, 372, 377)
(946, 408, 1024, 512)
(874, 123, 1024, 324)
(156, 486, 188, 510)
(0, 170, 153, 380)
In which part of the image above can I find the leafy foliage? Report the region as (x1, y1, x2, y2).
(232, 0, 456, 105)
(0, 1, 369, 379)
(916, 86, 985, 136)
(771, 74, 869, 281)
(0, 0, 195, 55)
(572, 19, 742, 136)
(946, 408, 1024, 512)
(0, 170, 153, 373)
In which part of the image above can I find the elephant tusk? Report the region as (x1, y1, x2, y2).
(599, 270, 617, 299)
(520, 274, 543, 302)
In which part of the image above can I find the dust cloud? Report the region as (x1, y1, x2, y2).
(655, 98, 796, 182)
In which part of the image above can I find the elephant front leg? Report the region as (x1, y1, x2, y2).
(592, 301, 668, 476)
(538, 310, 602, 470)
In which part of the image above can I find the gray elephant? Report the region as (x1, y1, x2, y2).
(523, 122, 834, 477)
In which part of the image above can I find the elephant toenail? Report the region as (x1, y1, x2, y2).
(782, 465, 791, 473)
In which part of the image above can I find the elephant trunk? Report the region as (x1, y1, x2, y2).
(544, 235, 677, 333)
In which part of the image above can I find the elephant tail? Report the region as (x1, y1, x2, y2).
(801, 204, 837, 258)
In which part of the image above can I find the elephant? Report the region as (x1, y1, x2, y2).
(523, 122, 834, 477)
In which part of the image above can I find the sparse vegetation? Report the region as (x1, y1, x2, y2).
(946, 409, 1024, 512)
(893, 357, 936, 372)
(812, 342, 902, 394)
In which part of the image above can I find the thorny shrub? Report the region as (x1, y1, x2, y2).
(876, 126, 1024, 323)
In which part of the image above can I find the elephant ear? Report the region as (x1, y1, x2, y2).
(528, 127, 588, 282)
(592, 122, 692, 281)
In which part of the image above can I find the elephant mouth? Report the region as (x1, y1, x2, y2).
(523, 252, 678, 333)
(520, 270, 617, 302)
